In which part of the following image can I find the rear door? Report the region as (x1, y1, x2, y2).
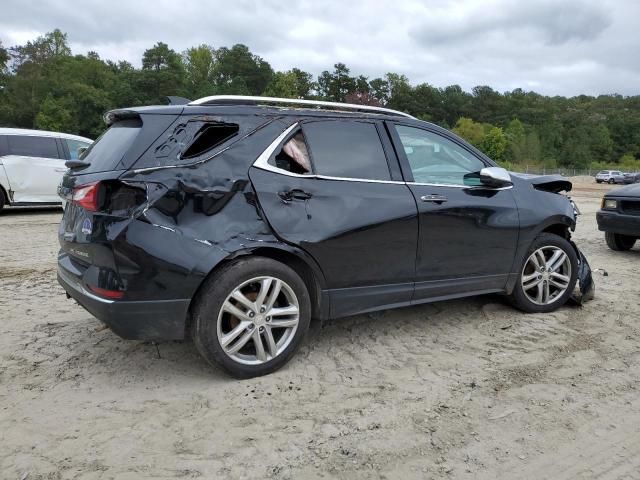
(250, 119, 418, 317)
(3, 135, 66, 203)
(388, 122, 520, 300)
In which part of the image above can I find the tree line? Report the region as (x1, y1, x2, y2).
(1, 29, 639, 171)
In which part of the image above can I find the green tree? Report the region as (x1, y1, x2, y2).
(212, 44, 273, 95)
(264, 69, 314, 98)
(140, 42, 184, 103)
(453, 117, 485, 147)
(183, 44, 216, 99)
(317, 63, 356, 102)
(480, 126, 508, 162)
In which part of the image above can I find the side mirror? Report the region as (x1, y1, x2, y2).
(479, 167, 512, 188)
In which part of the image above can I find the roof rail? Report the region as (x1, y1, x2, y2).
(188, 95, 415, 119)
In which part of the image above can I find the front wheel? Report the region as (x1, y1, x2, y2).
(192, 257, 311, 378)
(608, 178, 615, 184)
(0, 188, 6, 211)
(605, 232, 636, 251)
(509, 233, 578, 313)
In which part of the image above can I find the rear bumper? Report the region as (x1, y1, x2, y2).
(596, 210, 640, 237)
(57, 263, 190, 341)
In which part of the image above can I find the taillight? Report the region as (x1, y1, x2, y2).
(88, 285, 124, 299)
(71, 180, 148, 214)
(72, 182, 101, 211)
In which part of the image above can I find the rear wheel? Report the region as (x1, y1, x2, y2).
(0, 188, 6, 211)
(605, 232, 636, 251)
(192, 257, 311, 378)
(509, 233, 578, 313)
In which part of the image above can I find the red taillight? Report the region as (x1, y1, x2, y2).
(72, 182, 100, 211)
(88, 285, 124, 299)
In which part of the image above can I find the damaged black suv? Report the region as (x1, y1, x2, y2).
(58, 96, 592, 378)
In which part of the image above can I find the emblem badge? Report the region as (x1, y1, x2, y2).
(81, 218, 93, 235)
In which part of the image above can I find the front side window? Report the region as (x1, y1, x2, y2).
(394, 125, 485, 186)
(7, 135, 60, 159)
(65, 139, 92, 160)
(303, 121, 391, 181)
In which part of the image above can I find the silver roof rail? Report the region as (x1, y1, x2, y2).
(188, 95, 415, 119)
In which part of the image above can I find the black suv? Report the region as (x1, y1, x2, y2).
(597, 183, 640, 251)
(58, 96, 589, 378)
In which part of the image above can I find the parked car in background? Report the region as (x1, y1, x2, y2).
(595, 170, 625, 184)
(57, 95, 591, 378)
(597, 183, 640, 251)
(622, 172, 640, 184)
(0, 128, 92, 210)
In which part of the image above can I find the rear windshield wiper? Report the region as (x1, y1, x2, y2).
(65, 160, 90, 169)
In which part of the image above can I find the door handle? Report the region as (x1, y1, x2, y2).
(421, 194, 447, 204)
(278, 189, 312, 201)
(55, 168, 67, 173)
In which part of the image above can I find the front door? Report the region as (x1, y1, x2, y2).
(250, 119, 418, 317)
(388, 123, 520, 301)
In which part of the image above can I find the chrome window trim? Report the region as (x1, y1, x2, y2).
(252, 123, 513, 190)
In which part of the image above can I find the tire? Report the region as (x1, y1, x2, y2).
(0, 187, 5, 211)
(509, 233, 578, 313)
(596, 180, 602, 184)
(191, 257, 312, 378)
(605, 231, 636, 251)
(608, 178, 615, 184)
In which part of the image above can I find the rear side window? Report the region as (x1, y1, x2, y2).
(80, 119, 141, 170)
(303, 121, 391, 180)
(181, 123, 239, 159)
(7, 135, 60, 159)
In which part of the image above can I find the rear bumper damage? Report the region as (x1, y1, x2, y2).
(58, 263, 190, 341)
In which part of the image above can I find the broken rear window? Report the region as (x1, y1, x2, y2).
(181, 123, 239, 159)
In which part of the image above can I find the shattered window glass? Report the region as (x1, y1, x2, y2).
(271, 130, 312, 175)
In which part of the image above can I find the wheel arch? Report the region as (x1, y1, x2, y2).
(186, 244, 328, 337)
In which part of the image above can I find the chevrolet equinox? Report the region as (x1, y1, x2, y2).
(58, 96, 589, 378)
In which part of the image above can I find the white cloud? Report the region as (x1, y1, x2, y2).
(1, 0, 639, 96)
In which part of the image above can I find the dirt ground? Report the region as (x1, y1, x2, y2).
(1, 178, 639, 480)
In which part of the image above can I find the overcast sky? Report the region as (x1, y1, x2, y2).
(2, 0, 638, 96)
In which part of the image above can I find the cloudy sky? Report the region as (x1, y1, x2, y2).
(2, 0, 638, 96)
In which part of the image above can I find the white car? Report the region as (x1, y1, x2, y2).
(0, 128, 92, 210)
(595, 170, 625, 184)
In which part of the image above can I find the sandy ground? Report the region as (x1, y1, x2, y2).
(1, 179, 639, 480)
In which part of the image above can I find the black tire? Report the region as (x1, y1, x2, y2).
(508, 233, 579, 313)
(191, 257, 311, 378)
(608, 178, 615, 184)
(0, 187, 5, 211)
(605, 231, 636, 251)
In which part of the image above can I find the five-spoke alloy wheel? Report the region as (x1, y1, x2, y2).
(192, 257, 311, 378)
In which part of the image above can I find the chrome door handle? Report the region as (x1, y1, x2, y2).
(421, 194, 447, 203)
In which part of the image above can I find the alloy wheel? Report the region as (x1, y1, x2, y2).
(521, 246, 572, 305)
(217, 276, 300, 365)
